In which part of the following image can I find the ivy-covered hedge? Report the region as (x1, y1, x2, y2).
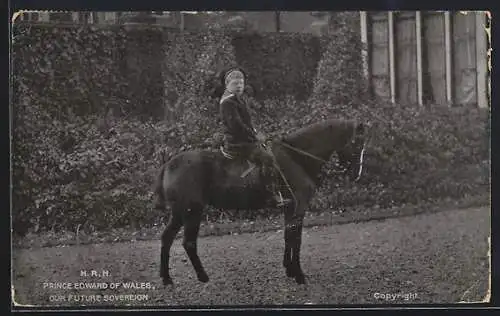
(309, 12, 369, 107)
(12, 97, 490, 236)
(232, 33, 324, 101)
(12, 23, 325, 123)
(310, 102, 490, 211)
(12, 21, 490, 236)
(12, 23, 167, 119)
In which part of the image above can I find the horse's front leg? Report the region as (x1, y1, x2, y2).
(283, 207, 306, 283)
(283, 209, 293, 278)
(282, 190, 309, 283)
(290, 214, 306, 284)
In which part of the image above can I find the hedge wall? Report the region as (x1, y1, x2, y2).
(12, 23, 324, 122)
(11, 23, 166, 119)
(309, 102, 490, 211)
(309, 11, 369, 107)
(11, 21, 490, 236)
(232, 32, 323, 101)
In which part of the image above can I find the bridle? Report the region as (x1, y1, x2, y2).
(275, 123, 364, 173)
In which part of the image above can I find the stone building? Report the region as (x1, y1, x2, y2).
(17, 11, 330, 35)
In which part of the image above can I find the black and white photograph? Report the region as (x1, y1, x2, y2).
(11, 10, 491, 307)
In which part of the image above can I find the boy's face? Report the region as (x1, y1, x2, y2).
(227, 78, 245, 96)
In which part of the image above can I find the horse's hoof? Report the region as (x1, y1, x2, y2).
(295, 274, 306, 285)
(198, 273, 209, 283)
(162, 277, 174, 286)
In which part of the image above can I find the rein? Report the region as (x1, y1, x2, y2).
(276, 123, 359, 166)
(220, 123, 360, 208)
(277, 141, 328, 163)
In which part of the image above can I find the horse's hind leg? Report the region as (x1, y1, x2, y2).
(182, 205, 209, 283)
(160, 210, 183, 285)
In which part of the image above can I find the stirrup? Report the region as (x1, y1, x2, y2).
(275, 191, 292, 207)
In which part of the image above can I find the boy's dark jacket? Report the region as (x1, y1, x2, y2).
(219, 94, 258, 146)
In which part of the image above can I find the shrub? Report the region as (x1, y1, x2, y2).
(308, 11, 369, 113)
(161, 30, 215, 121)
(162, 30, 238, 148)
(14, 95, 489, 235)
(11, 23, 241, 234)
(12, 110, 171, 234)
(119, 27, 165, 119)
(12, 23, 328, 121)
(11, 21, 490, 236)
(12, 23, 166, 119)
(232, 32, 323, 101)
(239, 96, 490, 215)
(310, 102, 490, 211)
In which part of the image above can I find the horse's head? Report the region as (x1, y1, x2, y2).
(278, 118, 370, 184)
(336, 122, 368, 182)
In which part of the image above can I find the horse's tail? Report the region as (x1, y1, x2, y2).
(154, 148, 167, 197)
(153, 161, 167, 210)
(155, 163, 166, 191)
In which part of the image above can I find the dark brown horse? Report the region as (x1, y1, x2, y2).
(154, 118, 368, 285)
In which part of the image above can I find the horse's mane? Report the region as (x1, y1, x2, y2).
(282, 118, 355, 144)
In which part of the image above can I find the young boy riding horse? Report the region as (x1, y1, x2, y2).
(218, 67, 292, 207)
(153, 66, 292, 210)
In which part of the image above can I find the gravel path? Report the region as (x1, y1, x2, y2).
(12, 206, 490, 307)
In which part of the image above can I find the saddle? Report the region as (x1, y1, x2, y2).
(220, 146, 258, 179)
(219, 145, 294, 208)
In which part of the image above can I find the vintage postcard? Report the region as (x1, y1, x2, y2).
(10, 10, 491, 309)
